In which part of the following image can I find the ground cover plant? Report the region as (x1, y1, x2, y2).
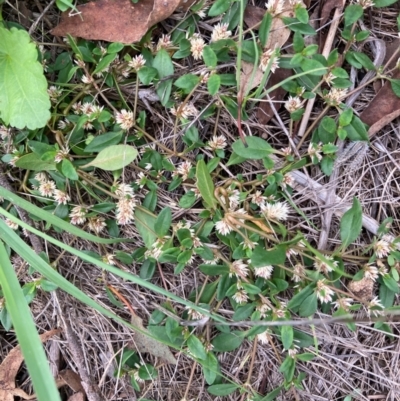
(1, 0, 400, 400)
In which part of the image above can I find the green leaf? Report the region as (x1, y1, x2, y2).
(199, 264, 230, 275)
(340, 197, 362, 248)
(344, 4, 364, 26)
(203, 352, 219, 385)
(60, 159, 78, 180)
(134, 207, 157, 249)
(207, 383, 239, 396)
(260, 386, 283, 401)
(138, 66, 158, 85)
(153, 49, 174, 78)
(15, 153, 56, 171)
(196, 159, 217, 209)
(374, 0, 398, 7)
(93, 53, 117, 75)
(207, 74, 221, 96)
(179, 191, 197, 209)
(187, 335, 207, 360)
(391, 79, 400, 98)
(295, 7, 309, 23)
(212, 332, 243, 352)
(344, 116, 369, 141)
(288, 285, 314, 311)
(203, 46, 218, 68)
(281, 325, 293, 350)
(232, 137, 273, 160)
(0, 27, 50, 129)
(0, 240, 61, 401)
(259, 12, 272, 48)
(84, 131, 123, 152)
(339, 108, 353, 127)
(154, 207, 172, 238)
(299, 292, 318, 317)
(174, 74, 200, 92)
(251, 246, 286, 268)
(208, 0, 231, 17)
(279, 355, 295, 381)
(382, 275, 399, 293)
(82, 145, 138, 171)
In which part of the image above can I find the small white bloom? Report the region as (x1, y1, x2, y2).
(69, 205, 87, 225)
(332, 297, 353, 311)
(190, 36, 205, 60)
(251, 190, 266, 206)
(232, 289, 249, 304)
(265, 0, 284, 16)
(316, 280, 335, 304)
(53, 189, 70, 205)
(261, 201, 289, 221)
(284, 96, 302, 113)
(210, 23, 232, 42)
(206, 135, 227, 151)
(363, 264, 379, 281)
(314, 255, 338, 275)
(374, 239, 390, 259)
(367, 296, 384, 317)
(259, 48, 280, 73)
(254, 265, 274, 280)
(324, 88, 347, 106)
(176, 161, 192, 181)
(115, 109, 134, 130)
(39, 180, 56, 197)
(88, 216, 107, 234)
(230, 259, 249, 278)
(357, 0, 374, 9)
(215, 217, 232, 235)
(5, 219, 18, 230)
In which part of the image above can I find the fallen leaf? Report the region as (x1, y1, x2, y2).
(67, 392, 86, 401)
(243, 5, 265, 30)
(58, 370, 84, 393)
(241, 1, 298, 122)
(129, 314, 177, 365)
(256, 68, 292, 124)
(360, 72, 400, 128)
(0, 329, 61, 401)
(51, 0, 185, 44)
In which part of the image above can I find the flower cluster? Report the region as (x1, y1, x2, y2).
(114, 182, 138, 225)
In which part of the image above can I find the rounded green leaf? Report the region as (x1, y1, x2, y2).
(212, 332, 243, 352)
(207, 383, 239, 396)
(232, 137, 273, 160)
(82, 145, 138, 171)
(0, 27, 51, 129)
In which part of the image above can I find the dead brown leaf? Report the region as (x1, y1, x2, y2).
(241, 1, 299, 121)
(58, 370, 84, 393)
(0, 329, 61, 401)
(129, 314, 177, 365)
(51, 0, 184, 44)
(256, 68, 292, 124)
(360, 71, 400, 129)
(68, 392, 86, 401)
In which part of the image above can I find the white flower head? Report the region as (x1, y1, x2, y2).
(232, 289, 249, 304)
(39, 180, 56, 197)
(206, 135, 227, 151)
(266, 0, 284, 16)
(259, 48, 280, 73)
(230, 259, 249, 278)
(374, 239, 390, 259)
(211, 23, 232, 42)
(254, 265, 274, 280)
(129, 54, 146, 71)
(261, 201, 289, 221)
(363, 264, 379, 281)
(285, 96, 302, 113)
(115, 109, 134, 130)
(314, 255, 338, 275)
(316, 280, 335, 304)
(190, 35, 205, 60)
(69, 205, 87, 225)
(215, 217, 232, 235)
(54, 189, 70, 205)
(357, 0, 374, 9)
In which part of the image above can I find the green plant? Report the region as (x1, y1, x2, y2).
(1, 0, 400, 400)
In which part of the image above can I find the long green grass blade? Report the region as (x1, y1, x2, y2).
(0, 207, 227, 324)
(0, 187, 127, 244)
(0, 239, 61, 401)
